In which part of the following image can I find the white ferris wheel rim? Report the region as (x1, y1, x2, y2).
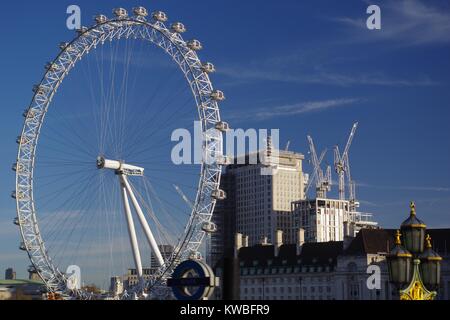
(15, 9, 225, 297)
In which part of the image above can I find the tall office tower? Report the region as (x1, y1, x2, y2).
(234, 149, 305, 245)
(210, 148, 306, 268)
(150, 244, 173, 271)
(209, 171, 236, 268)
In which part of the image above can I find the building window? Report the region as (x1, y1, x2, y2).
(347, 262, 357, 272)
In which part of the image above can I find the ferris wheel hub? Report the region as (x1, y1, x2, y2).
(96, 156, 144, 176)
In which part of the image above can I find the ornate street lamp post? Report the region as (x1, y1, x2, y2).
(387, 202, 442, 300)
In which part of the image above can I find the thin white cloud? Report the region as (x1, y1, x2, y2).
(219, 65, 439, 87)
(335, 0, 450, 46)
(357, 182, 450, 192)
(357, 199, 379, 207)
(369, 196, 450, 208)
(228, 98, 360, 122)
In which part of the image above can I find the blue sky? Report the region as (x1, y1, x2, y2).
(0, 0, 450, 279)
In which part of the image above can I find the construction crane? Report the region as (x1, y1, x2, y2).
(334, 122, 358, 209)
(173, 184, 194, 209)
(285, 140, 290, 151)
(306, 135, 332, 198)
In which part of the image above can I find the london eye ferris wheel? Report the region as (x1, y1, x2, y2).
(13, 6, 228, 299)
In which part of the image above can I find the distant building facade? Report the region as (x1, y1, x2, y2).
(214, 228, 450, 300)
(28, 269, 40, 281)
(109, 276, 124, 297)
(0, 279, 44, 300)
(123, 268, 154, 290)
(123, 244, 174, 290)
(5, 268, 16, 280)
(209, 171, 236, 267)
(151, 244, 174, 272)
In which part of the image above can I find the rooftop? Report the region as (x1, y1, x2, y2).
(232, 228, 450, 269)
(238, 241, 343, 268)
(227, 149, 304, 170)
(344, 228, 450, 256)
(0, 279, 43, 286)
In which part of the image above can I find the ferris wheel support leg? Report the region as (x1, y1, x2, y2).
(122, 175, 165, 267)
(119, 175, 144, 286)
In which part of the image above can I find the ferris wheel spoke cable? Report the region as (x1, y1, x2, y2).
(43, 91, 101, 154)
(69, 176, 124, 283)
(98, 171, 127, 281)
(141, 175, 186, 240)
(108, 37, 132, 158)
(44, 102, 100, 157)
(144, 173, 199, 196)
(140, 176, 189, 231)
(123, 73, 183, 150)
(40, 128, 96, 159)
(124, 86, 194, 158)
(36, 144, 94, 164)
(123, 74, 190, 153)
(50, 179, 102, 267)
(37, 182, 102, 248)
(145, 168, 200, 179)
(40, 171, 103, 245)
(61, 181, 121, 281)
(129, 179, 175, 251)
(36, 163, 93, 169)
(50, 176, 106, 262)
(36, 155, 92, 164)
(121, 50, 188, 141)
(125, 100, 199, 157)
(38, 181, 97, 234)
(107, 39, 130, 158)
(34, 171, 96, 192)
(41, 122, 97, 159)
(98, 39, 120, 156)
(136, 178, 180, 245)
(116, 39, 138, 158)
(34, 169, 97, 204)
(116, 40, 154, 151)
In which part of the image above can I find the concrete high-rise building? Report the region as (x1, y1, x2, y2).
(209, 171, 236, 268)
(292, 198, 378, 243)
(124, 268, 154, 289)
(209, 148, 306, 268)
(150, 244, 173, 271)
(123, 245, 174, 290)
(231, 149, 305, 245)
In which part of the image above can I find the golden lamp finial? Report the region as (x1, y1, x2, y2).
(395, 230, 402, 245)
(425, 234, 432, 249)
(410, 201, 416, 216)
